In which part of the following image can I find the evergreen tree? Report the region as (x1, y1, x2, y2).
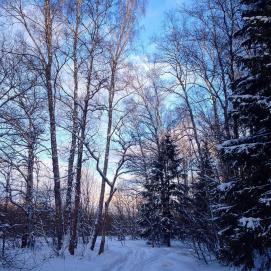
(190, 142, 220, 256)
(138, 134, 182, 247)
(219, 1, 271, 269)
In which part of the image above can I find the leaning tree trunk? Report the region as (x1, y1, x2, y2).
(98, 201, 109, 255)
(90, 83, 114, 251)
(98, 187, 116, 255)
(183, 88, 203, 166)
(98, 140, 127, 254)
(90, 179, 106, 250)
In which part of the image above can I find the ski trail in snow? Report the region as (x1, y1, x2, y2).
(120, 246, 160, 271)
(8, 239, 235, 271)
(104, 240, 209, 271)
(102, 241, 160, 271)
(105, 245, 134, 271)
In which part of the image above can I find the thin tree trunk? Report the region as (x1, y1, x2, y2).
(68, 127, 85, 255)
(162, 194, 171, 246)
(21, 143, 35, 248)
(68, 94, 88, 255)
(65, 0, 80, 234)
(98, 142, 128, 254)
(2, 169, 10, 256)
(44, 0, 63, 251)
(47, 74, 63, 251)
(181, 83, 203, 165)
(69, 41, 93, 254)
(98, 187, 116, 255)
(91, 77, 115, 251)
(213, 29, 231, 140)
(98, 202, 108, 255)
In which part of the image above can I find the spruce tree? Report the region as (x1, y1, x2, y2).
(219, 1, 271, 269)
(138, 134, 181, 247)
(190, 142, 220, 255)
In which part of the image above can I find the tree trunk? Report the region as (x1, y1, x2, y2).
(69, 44, 91, 254)
(90, 180, 105, 250)
(44, 0, 63, 251)
(68, 135, 84, 255)
(68, 110, 87, 255)
(98, 187, 116, 255)
(2, 169, 10, 256)
(181, 84, 203, 166)
(21, 143, 35, 248)
(47, 74, 63, 251)
(161, 162, 171, 247)
(65, 0, 80, 234)
(91, 80, 114, 251)
(98, 202, 109, 255)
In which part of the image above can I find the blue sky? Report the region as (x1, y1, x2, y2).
(138, 0, 185, 52)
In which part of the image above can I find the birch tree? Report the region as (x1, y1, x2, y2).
(63, 0, 82, 232)
(1, 0, 67, 250)
(0, 84, 45, 248)
(68, 0, 111, 255)
(90, 0, 144, 251)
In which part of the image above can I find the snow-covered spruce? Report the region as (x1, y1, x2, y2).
(138, 133, 183, 247)
(218, 0, 271, 270)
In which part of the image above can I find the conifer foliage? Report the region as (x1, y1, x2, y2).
(138, 134, 182, 247)
(219, 0, 271, 269)
(189, 143, 219, 256)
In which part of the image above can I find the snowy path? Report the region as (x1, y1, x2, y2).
(2, 239, 236, 271)
(89, 239, 233, 271)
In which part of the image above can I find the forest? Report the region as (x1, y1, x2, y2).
(0, 0, 270, 270)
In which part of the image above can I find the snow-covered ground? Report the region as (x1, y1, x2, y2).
(1, 238, 236, 271)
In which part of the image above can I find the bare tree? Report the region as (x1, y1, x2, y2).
(0, 84, 45, 248)
(68, 0, 111, 255)
(156, 16, 204, 167)
(98, 132, 132, 254)
(90, 0, 144, 251)
(111, 190, 140, 240)
(1, 0, 68, 250)
(64, 0, 81, 232)
(0, 40, 36, 109)
(156, 0, 241, 179)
